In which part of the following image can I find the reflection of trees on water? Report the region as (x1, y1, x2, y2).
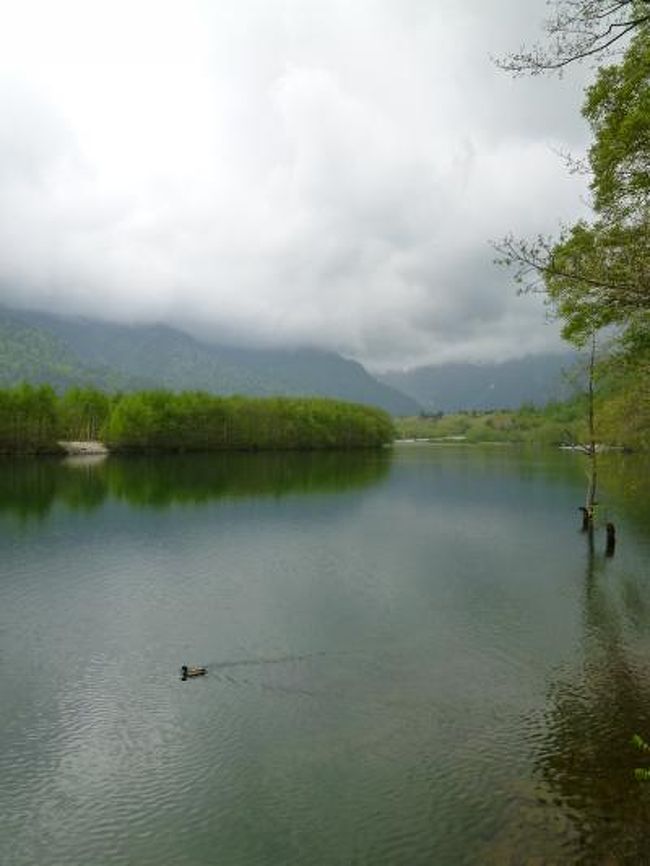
(0, 451, 391, 518)
(482, 523, 650, 865)
(599, 453, 650, 537)
(530, 530, 650, 864)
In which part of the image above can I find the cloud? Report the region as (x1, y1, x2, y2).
(0, 0, 593, 368)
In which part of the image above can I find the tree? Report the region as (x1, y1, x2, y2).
(0, 384, 59, 453)
(496, 24, 650, 346)
(496, 22, 650, 356)
(60, 387, 110, 441)
(498, 0, 650, 74)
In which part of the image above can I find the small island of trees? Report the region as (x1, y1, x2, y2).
(0, 385, 396, 455)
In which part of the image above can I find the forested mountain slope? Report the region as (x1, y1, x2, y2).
(0, 312, 148, 391)
(0, 308, 420, 415)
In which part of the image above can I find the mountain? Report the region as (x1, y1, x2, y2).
(0, 308, 420, 415)
(378, 354, 579, 412)
(0, 311, 150, 392)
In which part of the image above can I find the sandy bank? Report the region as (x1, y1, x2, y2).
(57, 441, 109, 456)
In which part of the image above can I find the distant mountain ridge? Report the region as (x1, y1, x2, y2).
(0, 308, 420, 415)
(379, 354, 579, 412)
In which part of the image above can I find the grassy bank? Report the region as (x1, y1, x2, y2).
(395, 405, 582, 446)
(394, 397, 627, 448)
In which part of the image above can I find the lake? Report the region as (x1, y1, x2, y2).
(2, 445, 650, 865)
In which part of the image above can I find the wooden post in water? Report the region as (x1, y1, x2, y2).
(606, 523, 616, 558)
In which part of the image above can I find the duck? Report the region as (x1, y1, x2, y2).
(181, 665, 207, 679)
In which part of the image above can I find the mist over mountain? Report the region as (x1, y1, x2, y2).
(0, 308, 420, 416)
(379, 354, 579, 413)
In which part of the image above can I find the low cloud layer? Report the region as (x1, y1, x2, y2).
(0, 0, 592, 369)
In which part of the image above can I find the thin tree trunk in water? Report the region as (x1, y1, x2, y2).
(585, 331, 597, 521)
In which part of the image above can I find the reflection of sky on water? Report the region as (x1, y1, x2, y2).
(1, 447, 650, 865)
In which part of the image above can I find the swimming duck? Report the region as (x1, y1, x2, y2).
(181, 665, 207, 679)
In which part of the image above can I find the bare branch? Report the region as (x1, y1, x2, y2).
(496, 0, 650, 74)
(549, 144, 591, 175)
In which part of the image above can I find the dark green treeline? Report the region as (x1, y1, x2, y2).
(0, 384, 395, 454)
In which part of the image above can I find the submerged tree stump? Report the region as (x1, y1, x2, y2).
(579, 506, 592, 532)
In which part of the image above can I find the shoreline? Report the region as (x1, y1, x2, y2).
(57, 441, 109, 456)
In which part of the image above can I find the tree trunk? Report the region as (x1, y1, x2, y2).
(585, 331, 598, 520)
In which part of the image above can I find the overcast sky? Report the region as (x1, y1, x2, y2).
(0, 0, 594, 370)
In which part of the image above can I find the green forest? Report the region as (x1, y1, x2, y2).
(0, 385, 395, 454)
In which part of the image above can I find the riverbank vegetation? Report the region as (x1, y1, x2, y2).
(395, 404, 585, 446)
(0, 385, 395, 454)
(396, 371, 650, 451)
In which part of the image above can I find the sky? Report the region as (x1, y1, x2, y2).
(0, 0, 594, 370)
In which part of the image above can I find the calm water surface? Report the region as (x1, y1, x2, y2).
(2, 446, 650, 865)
